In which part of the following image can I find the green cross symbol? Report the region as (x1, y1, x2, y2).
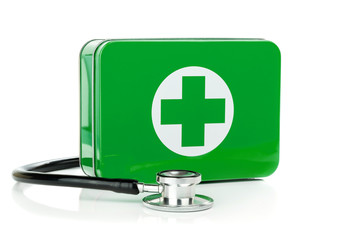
(161, 76, 226, 147)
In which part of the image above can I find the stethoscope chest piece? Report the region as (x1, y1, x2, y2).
(142, 170, 213, 212)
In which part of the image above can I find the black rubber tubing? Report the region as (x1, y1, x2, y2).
(12, 157, 140, 195)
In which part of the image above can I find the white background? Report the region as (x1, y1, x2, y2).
(1, 0, 339, 239)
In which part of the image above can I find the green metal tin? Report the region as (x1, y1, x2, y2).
(80, 39, 281, 183)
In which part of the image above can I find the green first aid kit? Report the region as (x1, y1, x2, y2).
(80, 39, 281, 184)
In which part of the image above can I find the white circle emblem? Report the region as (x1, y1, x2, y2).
(152, 66, 234, 156)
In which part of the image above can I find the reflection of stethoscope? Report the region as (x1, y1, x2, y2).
(12, 157, 213, 212)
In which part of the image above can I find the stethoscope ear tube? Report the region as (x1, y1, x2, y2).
(12, 157, 140, 195)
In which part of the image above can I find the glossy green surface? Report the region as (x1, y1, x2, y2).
(80, 39, 281, 183)
(80, 39, 105, 176)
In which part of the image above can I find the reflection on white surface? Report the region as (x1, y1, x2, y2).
(12, 180, 276, 224)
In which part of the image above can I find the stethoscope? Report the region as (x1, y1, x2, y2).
(12, 157, 213, 212)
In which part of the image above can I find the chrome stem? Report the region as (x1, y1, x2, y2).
(137, 183, 163, 193)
